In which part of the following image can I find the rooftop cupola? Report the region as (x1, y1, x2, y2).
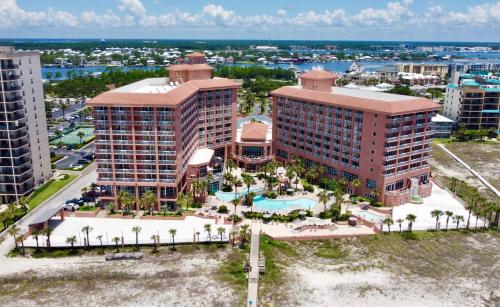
(300, 69, 336, 92)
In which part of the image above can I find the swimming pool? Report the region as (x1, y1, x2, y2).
(215, 187, 263, 202)
(252, 195, 317, 212)
(356, 210, 385, 222)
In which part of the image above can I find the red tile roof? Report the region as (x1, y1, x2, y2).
(300, 70, 336, 80)
(187, 52, 205, 57)
(88, 78, 239, 107)
(168, 63, 213, 71)
(271, 86, 440, 114)
(241, 122, 269, 141)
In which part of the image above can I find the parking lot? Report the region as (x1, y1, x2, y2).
(54, 142, 95, 169)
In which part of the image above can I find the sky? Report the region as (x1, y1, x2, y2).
(0, 0, 499, 42)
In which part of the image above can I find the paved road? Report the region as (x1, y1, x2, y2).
(17, 165, 97, 233)
(247, 230, 260, 307)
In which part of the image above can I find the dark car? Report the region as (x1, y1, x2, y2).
(83, 154, 94, 161)
(77, 159, 90, 165)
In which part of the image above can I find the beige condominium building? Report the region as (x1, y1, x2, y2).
(0, 46, 51, 204)
(396, 63, 449, 79)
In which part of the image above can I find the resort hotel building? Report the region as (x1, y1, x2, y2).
(271, 70, 440, 206)
(0, 46, 51, 204)
(89, 53, 240, 210)
(444, 72, 500, 130)
(233, 120, 273, 171)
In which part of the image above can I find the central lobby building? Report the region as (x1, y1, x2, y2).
(271, 70, 440, 206)
(89, 53, 239, 210)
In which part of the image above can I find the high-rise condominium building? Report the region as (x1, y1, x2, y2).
(89, 53, 239, 210)
(444, 73, 500, 130)
(271, 70, 440, 206)
(0, 46, 51, 204)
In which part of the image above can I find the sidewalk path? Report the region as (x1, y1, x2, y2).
(437, 144, 500, 197)
(247, 230, 260, 307)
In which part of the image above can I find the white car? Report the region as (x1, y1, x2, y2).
(64, 203, 80, 211)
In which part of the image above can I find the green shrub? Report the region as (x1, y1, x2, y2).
(372, 201, 384, 207)
(303, 182, 315, 193)
(264, 191, 278, 199)
(221, 184, 233, 192)
(218, 205, 228, 214)
(227, 214, 242, 223)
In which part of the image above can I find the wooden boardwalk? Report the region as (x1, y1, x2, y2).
(247, 231, 260, 307)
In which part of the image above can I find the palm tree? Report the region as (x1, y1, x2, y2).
(141, 190, 157, 214)
(66, 235, 77, 252)
(231, 198, 241, 216)
(317, 190, 331, 212)
(112, 236, 121, 252)
(430, 210, 444, 231)
(383, 217, 394, 233)
(240, 224, 250, 246)
(177, 192, 190, 211)
(96, 235, 104, 253)
(195, 231, 200, 245)
(453, 215, 464, 230)
(77, 131, 85, 144)
(151, 234, 158, 253)
(406, 214, 416, 232)
(444, 211, 453, 231)
(118, 191, 133, 214)
(242, 173, 256, 196)
(217, 227, 226, 245)
(43, 226, 54, 251)
(9, 224, 20, 250)
(31, 228, 41, 250)
(81, 225, 93, 249)
(396, 218, 404, 233)
(132, 226, 142, 250)
(18, 196, 29, 213)
(204, 224, 212, 244)
(232, 177, 243, 201)
(225, 159, 237, 175)
(169, 228, 177, 250)
(55, 130, 63, 143)
(351, 179, 361, 195)
(466, 190, 480, 230)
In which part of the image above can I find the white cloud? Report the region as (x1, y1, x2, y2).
(118, 0, 146, 16)
(0, 0, 499, 38)
(0, 0, 79, 29)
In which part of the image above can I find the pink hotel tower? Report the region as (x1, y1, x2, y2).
(271, 70, 440, 206)
(90, 52, 440, 209)
(88, 53, 239, 210)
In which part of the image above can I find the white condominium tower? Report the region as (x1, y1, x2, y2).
(0, 46, 51, 204)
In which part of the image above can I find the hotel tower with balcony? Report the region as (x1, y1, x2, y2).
(0, 47, 51, 204)
(271, 70, 440, 206)
(88, 53, 239, 210)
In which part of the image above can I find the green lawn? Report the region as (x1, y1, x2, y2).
(28, 174, 78, 210)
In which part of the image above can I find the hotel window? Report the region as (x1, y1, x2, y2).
(341, 171, 358, 181)
(326, 166, 337, 177)
(366, 179, 377, 190)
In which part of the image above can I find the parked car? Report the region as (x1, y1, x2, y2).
(77, 159, 90, 165)
(63, 203, 80, 211)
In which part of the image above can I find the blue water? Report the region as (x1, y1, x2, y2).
(356, 210, 385, 222)
(215, 186, 263, 202)
(41, 57, 500, 80)
(42, 65, 163, 80)
(252, 195, 317, 212)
